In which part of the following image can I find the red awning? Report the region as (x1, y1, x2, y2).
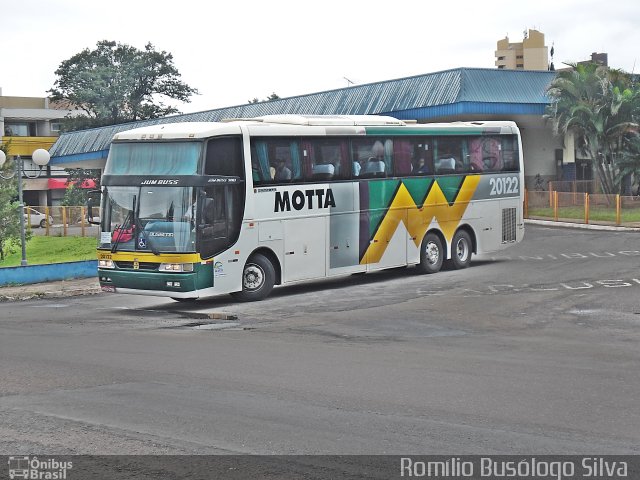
(48, 178, 97, 189)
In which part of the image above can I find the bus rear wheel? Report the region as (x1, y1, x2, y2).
(417, 232, 443, 274)
(447, 230, 473, 270)
(232, 253, 275, 302)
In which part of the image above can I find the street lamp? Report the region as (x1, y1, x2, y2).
(0, 148, 50, 266)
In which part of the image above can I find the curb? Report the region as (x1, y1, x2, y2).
(525, 219, 640, 232)
(0, 286, 102, 303)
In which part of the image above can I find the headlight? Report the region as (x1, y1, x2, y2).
(99, 259, 115, 269)
(159, 263, 194, 272)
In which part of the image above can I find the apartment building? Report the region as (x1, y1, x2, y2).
(0, 88, 73, 206)
(495, 29, 550, 71)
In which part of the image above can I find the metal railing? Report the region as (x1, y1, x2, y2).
(525, 190, 640, 227)
(547, 180, 599, 194)
(24, 206, 101, 237)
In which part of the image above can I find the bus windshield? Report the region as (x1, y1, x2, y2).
(101, 186, 196, 253)
(104, 142, 202, 175)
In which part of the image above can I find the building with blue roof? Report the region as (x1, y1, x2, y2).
(50, 67, 567, 189)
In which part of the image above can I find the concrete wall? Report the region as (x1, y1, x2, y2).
(0, 260, 97, 286)
(521, 124, 562, 187)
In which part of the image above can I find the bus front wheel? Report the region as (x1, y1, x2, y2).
(417, 232, 443, 274)
(232, 253, 275, 302)
(447, 230, 472, 270)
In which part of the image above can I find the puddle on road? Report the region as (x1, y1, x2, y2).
(164, 320, 254, 331)
(187, 321, 241, 330)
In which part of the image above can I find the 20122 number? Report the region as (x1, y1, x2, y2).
(489, 176, 519, 195)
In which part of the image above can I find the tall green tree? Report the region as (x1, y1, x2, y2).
(0, 143, 31, 260)
(61, 168, 101, 207)
(545, 63, 640, 195)
(49, 40, 198, 131)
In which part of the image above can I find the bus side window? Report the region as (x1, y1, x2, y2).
(470, 137, 502, 173)
(250, 140, 272, 184)
(272, 140, 301, 182)
(501, 136, 519, 172)
(251, 138, 302, 184)
(393, 140, 413, 176)
(205, 137, 243, 177)
(303, 139, 348, 181)
(434, 137, 465, 174)
(352, 138, 393, 178)
(407, 138, 432, 176)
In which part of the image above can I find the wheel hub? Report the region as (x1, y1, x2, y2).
(244, 264, 264, 290)
(426, 242, 440, 264)
(456, 239, 468, 261)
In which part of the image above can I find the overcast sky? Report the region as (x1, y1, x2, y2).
(3, 0, 639, 114)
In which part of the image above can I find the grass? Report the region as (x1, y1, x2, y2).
(0, 236, 97, 268)
(528, 206, 640, 223)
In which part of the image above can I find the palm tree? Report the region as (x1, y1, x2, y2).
(545, 63, 640, 195)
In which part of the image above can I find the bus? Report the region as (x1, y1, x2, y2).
(92, 114, 524, 301)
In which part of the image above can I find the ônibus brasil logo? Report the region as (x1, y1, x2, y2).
(8, 456, 73, 479)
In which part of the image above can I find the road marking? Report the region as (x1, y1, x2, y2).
(425, 278, 640, 298)
(490, 250, 640, 262)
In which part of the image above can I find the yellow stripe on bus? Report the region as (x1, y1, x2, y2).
(362, 176, 481, 264)
(97, 251, 202, 263)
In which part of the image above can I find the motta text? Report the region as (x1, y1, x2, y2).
(274, 188, 336, 212)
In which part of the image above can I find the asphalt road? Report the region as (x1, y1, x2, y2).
(1, 225, 639, 456)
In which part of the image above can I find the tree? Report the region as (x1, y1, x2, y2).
(49, 40, 198, 131)
(545, 63, 640, 195)
(61, 168, 101, 207)
(248, 92, 280, 104)
(0, 142, 31, 260)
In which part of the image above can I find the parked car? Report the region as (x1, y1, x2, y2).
(85, 213, 101, 224)
(24, 207, 54, 228)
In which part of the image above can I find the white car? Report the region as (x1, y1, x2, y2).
(24, 207, 54, 228)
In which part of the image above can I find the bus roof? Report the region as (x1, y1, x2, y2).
(236, 114, 407, 126)
(112, 121, 245, 141)
(112, 115, 518, 141)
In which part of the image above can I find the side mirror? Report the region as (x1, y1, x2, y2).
(202, 197, 215, 224)
(86, 189, 101, 225)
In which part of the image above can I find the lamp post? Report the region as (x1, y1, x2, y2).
(0, 148, 51, 266)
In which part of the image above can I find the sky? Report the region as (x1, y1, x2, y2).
(3, 0, 640, 115)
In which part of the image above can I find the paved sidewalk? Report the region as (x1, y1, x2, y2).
(0, 277, 101, 302)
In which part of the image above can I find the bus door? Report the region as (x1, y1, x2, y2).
(199, 184, 243, 288)
(283, 217, 326, 283)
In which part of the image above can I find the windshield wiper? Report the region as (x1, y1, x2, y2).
(111, 209, 132, 253)
(111, 195, 137, 253)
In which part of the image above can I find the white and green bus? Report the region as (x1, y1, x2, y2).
(94, 114, 524, 301)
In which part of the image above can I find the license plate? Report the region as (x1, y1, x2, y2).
(101, 285, 116, 293)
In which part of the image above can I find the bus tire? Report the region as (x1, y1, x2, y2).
(232, 253, 275, 302)
(448, 229, 473, 270)
(417, 232, 443, 274)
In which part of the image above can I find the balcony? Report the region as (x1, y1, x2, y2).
(1, 136, 58, 156)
